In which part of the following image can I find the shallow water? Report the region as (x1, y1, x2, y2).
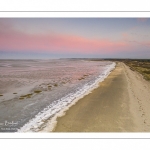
(0, 59, 115, 132)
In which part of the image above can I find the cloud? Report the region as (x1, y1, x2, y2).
(137, 18, 148, 22)
(0, 22, 129, 54)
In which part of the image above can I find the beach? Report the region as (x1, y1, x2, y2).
(53, 62, 150, 132)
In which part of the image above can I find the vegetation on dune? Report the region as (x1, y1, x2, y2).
(124, 60, 150, 81)
(0, 94, 3, 96)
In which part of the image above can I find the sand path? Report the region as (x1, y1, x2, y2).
(53, 62, 150, 132)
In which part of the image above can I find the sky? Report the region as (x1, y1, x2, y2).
(0, 18, 150, 59)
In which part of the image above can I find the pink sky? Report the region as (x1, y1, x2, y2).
(0, 29, 129, 53)
(0, 18, 150, 58)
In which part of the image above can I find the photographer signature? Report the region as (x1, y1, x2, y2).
(0, 120, 18, 127)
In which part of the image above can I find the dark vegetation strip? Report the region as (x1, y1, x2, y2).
(89, 58, 150, 81)
(123, 60, 150, 81)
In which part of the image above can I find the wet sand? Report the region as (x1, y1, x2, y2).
(53, 62, 150, 132)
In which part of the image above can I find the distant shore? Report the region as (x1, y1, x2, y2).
(52, 62, 150, 132)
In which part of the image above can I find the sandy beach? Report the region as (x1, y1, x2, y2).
(53, 62, 150, 132)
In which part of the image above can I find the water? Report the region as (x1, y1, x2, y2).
(0, 59, 115, 132)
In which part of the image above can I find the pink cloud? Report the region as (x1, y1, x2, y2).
(0, 21, 130, 54)
(137, 18, 148, 22)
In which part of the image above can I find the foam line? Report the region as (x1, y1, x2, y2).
(17, 62, 116, 132)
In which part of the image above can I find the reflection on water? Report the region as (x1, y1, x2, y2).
(0, 59, 113, 132)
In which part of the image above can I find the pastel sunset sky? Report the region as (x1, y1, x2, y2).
(0, 18, 150, 59)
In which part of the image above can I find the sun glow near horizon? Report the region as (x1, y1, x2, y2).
(0, 18, 150, 59)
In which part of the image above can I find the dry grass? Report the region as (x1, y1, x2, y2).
(124, 60, 150, 81)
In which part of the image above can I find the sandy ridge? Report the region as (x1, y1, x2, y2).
(122, 63, 150, 131)
(52, 62, 150, 132)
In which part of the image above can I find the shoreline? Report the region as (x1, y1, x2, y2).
(39, 62, 116, 132)
(51, 62, 150, 132)
(18, 62, 115, 132)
